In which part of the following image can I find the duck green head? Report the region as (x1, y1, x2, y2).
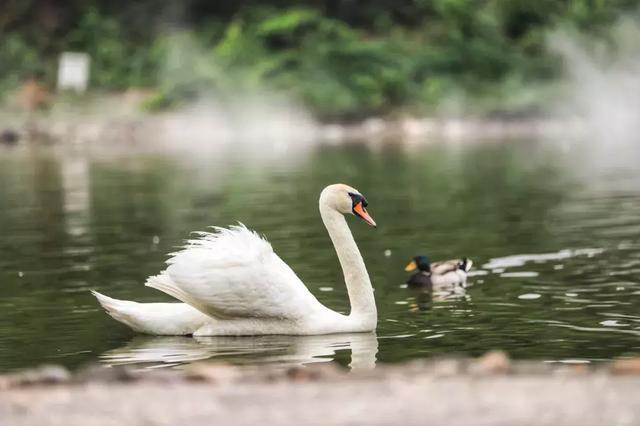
(405, 255, 431, 272)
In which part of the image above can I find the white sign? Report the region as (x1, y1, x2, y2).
(57, 52, 90, 92)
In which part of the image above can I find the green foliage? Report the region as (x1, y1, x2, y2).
(64, 8, 158, 89)
(250, 9, 414, 117)
(0, 33, 43, 94)
(2, 1, 640, 116)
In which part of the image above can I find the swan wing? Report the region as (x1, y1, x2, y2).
(146, 225, 321, 320)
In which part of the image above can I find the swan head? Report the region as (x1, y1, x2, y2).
(320, 184, 377, 227)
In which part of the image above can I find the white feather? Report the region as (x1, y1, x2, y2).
(91, 290, 211, 335)
(146, 224, 324, 320)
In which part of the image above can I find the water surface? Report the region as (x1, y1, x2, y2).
(0, 137, 639, 371)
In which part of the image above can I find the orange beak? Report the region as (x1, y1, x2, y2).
(353, 202, 377, 227)
(404, 260, 418, 272)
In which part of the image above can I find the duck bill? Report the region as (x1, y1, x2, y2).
(353, 202, 377, 227)
(404, 260, 417, 272)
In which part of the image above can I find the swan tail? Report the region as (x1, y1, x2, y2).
(91, 290, 210, 335)
(92, 290, 150, 333)
(145, 273, 222, 319)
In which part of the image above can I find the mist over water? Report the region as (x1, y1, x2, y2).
(152, 31, 319, 151)
(550, 15, 640, 169)
(152, 97, 319, 159)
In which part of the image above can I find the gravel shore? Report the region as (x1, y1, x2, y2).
(2, 356, 640, 426)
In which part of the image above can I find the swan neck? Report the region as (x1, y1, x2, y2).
(320, 203, 376, 322)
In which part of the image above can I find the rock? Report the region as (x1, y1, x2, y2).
(470, 350, 511, 375)
(511, 361, 555, 375)
(0, 365, 71, 389)
(610, 358, 640, 375)
(430, 358, 463, 377)
(0, 129, 20, 145)
(183, 362, 240, 384)
(571, 364, 590, 375)
(285, 364, 345, 382)
(75, 365, 139, 383)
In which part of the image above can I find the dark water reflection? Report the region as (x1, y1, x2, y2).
(0, 138, 639, 371)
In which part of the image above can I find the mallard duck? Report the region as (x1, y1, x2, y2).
(404, 255, 472, 288)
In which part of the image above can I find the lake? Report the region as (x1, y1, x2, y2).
(0, 135, 639, 371)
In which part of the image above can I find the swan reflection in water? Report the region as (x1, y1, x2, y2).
(100, 332, 378, 370)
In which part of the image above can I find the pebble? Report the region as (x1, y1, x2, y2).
(0, 129, 20, 145)
(184, 363, 240, 384)
(610, 358, 640, 375)
(285, 364, 345, 382)
(0, 365, 71, 389)
(75, 365, 139, 383)
(470, 350, 511, 375)
(431, 358, 463, 377)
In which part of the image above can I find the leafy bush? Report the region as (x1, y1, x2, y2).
(0, 33, 43, 95)
(2, 1, 640, 116)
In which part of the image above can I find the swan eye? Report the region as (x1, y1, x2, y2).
(348, 192, 368, 208)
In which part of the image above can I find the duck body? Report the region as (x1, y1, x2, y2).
(93, 184, 378, 336)
(405, 256, 472, 289)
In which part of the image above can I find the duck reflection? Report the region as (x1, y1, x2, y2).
(100, 332, 378, 370)
(408, 282, 470, 312)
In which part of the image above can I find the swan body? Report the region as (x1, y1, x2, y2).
(405, 255, 472, 289)
(93, 184, 378, 336)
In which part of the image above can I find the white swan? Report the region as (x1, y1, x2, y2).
(92, 183, 378, 336)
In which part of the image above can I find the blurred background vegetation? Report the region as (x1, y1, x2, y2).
(2, 0, 640, 119)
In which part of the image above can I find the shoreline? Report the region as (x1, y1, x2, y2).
(1, 106, 587, 149)
(2, 354, 640, 425)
